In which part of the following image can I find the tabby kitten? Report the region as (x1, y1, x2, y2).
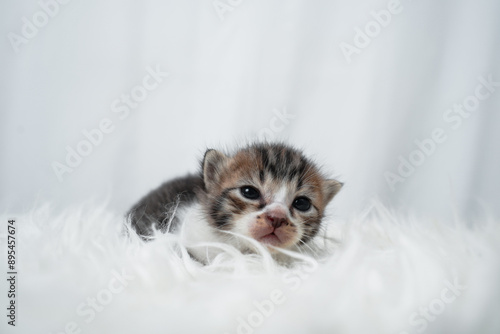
(129, 143, 342, 259)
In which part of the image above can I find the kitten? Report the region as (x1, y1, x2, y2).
(128, 143, 343, 260)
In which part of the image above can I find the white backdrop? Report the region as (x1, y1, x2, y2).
(1, 0, 499, 221)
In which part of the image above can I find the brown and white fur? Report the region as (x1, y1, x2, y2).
(129, 143, 343, 261)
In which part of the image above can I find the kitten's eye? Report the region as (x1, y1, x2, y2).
(292, 197, 311, 211)
(240, 186, 260, 200)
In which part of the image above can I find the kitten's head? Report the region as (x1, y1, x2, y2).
(200, 143, 342, 252)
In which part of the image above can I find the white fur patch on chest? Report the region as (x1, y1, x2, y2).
(175, 202, 233, 262)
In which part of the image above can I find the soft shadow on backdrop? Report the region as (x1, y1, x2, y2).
(1, 0, 499, 221)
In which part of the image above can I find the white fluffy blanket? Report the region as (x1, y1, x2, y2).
(1, 202, 499, 334)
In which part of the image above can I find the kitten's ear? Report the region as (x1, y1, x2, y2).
(323, 179, 343, 204)
(202, 149, 228, 190)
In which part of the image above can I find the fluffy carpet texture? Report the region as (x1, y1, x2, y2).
(1, 202, 499, 334)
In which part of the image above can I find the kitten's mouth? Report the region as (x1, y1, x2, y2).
(259, 232, 281, 246)
(250, 221, 295, 249)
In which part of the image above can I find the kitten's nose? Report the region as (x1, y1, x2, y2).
(265, 209, 288, 229)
